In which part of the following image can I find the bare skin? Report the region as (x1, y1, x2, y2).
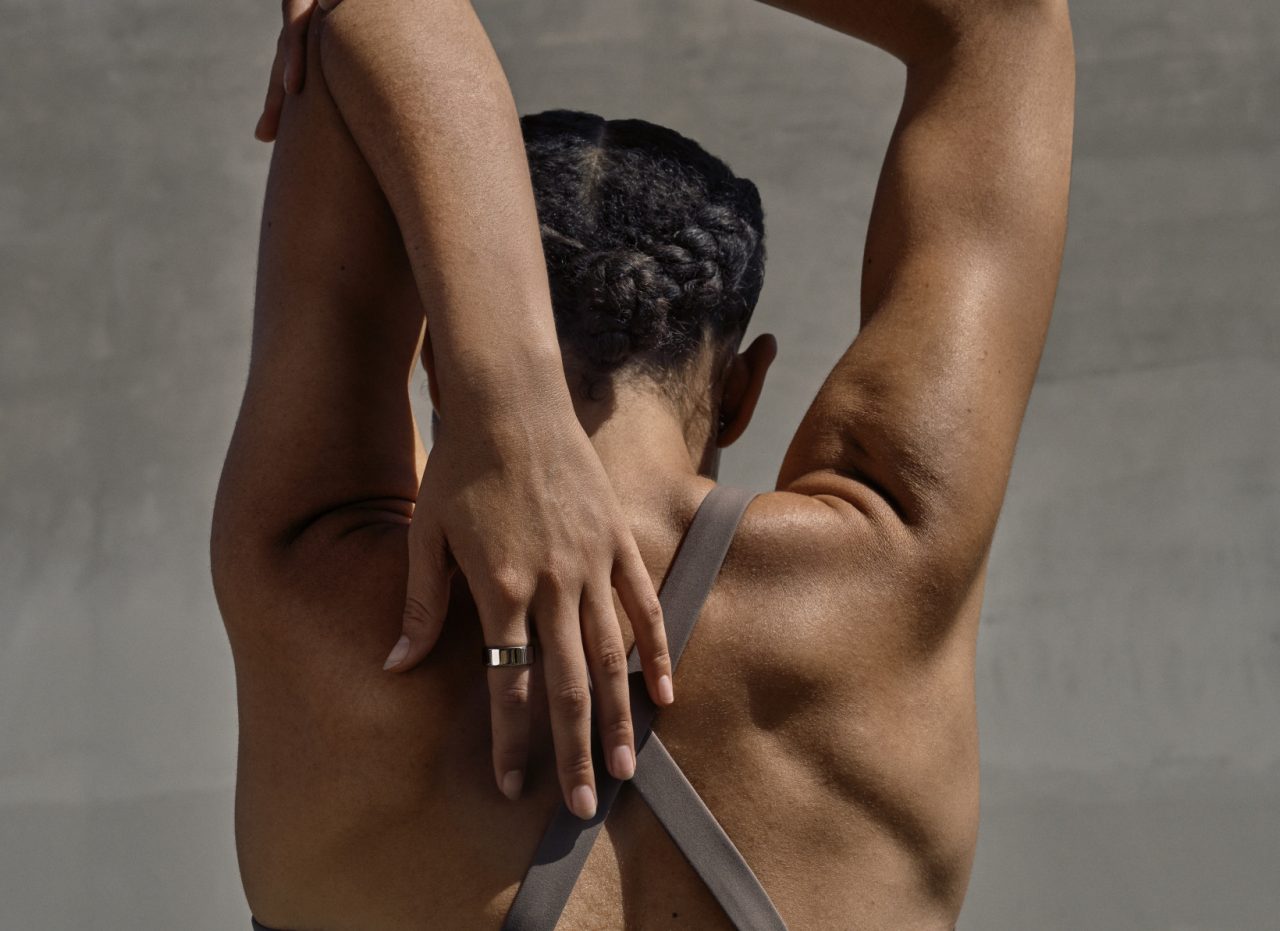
(222, 0, 677, 822)
(213, 0, 1075, 928)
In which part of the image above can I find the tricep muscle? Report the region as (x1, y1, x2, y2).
(777, 4, 1075, 586)
(212, 16, 424, 628)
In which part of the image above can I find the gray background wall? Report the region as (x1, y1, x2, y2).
(2, 0, 1276, 928)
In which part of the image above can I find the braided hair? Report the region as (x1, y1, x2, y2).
(522, 110, 765, 389)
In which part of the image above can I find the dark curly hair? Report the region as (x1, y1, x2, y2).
(521, 110, 766, 394)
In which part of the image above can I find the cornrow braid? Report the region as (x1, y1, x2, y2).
(522, 110, 766, 382)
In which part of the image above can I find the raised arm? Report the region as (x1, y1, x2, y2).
(214, 1, 673, 820)
(771, 0, 1075, 587)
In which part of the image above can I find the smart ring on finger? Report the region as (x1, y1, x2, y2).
(483, 644, 536, 668)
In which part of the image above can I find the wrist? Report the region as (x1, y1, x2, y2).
(434, 341, 577, 431)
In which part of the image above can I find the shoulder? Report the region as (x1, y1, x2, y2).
(713, 487, 983, 682)
(723, 488, 925, 601)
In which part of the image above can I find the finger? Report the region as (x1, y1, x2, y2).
(581, 584, 635, 781)
(613, 542, 672, 706)
(281, 0, 314, 94)
(534, 590, 597, 820)
(316, 0, 344, 10)
(484, 628, 533, 802)
(473, 569, 536, 800)
(383, 515, 452, 673)
(254, 33, 288, 142)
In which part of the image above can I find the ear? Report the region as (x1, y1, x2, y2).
(716, 333, 777, 448)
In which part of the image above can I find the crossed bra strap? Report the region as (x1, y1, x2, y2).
(501, 484, 787, 931)
(631, 732, 786, 930)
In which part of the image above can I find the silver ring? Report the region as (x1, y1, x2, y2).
(483, 644, 536, 668)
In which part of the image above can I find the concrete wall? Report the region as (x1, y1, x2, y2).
(1, 0, 1275, 927)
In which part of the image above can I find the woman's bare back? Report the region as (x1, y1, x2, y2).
(231, 484, 979, 930)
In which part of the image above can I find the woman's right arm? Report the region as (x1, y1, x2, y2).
(219, 0, 670, 820)
(769, 0, 1076, 596)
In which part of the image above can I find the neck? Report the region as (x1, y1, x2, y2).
(572, 383, 716, 542)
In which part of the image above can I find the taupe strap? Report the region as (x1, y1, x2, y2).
(502, 485, 782, 931)
(633, 733, 786, 931)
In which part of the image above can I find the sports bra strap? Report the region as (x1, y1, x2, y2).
(633, 732, 787, 930)
(629, 484, 758, 674)
(501, 484, 777, 930)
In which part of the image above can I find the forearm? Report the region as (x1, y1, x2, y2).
(317, 0, 572, 427)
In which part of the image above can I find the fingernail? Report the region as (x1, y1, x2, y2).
(500, 770, 523, 801)
(382, 634, 410, 670)
(611, 745, 635, 780)
(658, 674, 674, 705)
(571, 784, 596, 820)
(283, 63, 293, 94)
